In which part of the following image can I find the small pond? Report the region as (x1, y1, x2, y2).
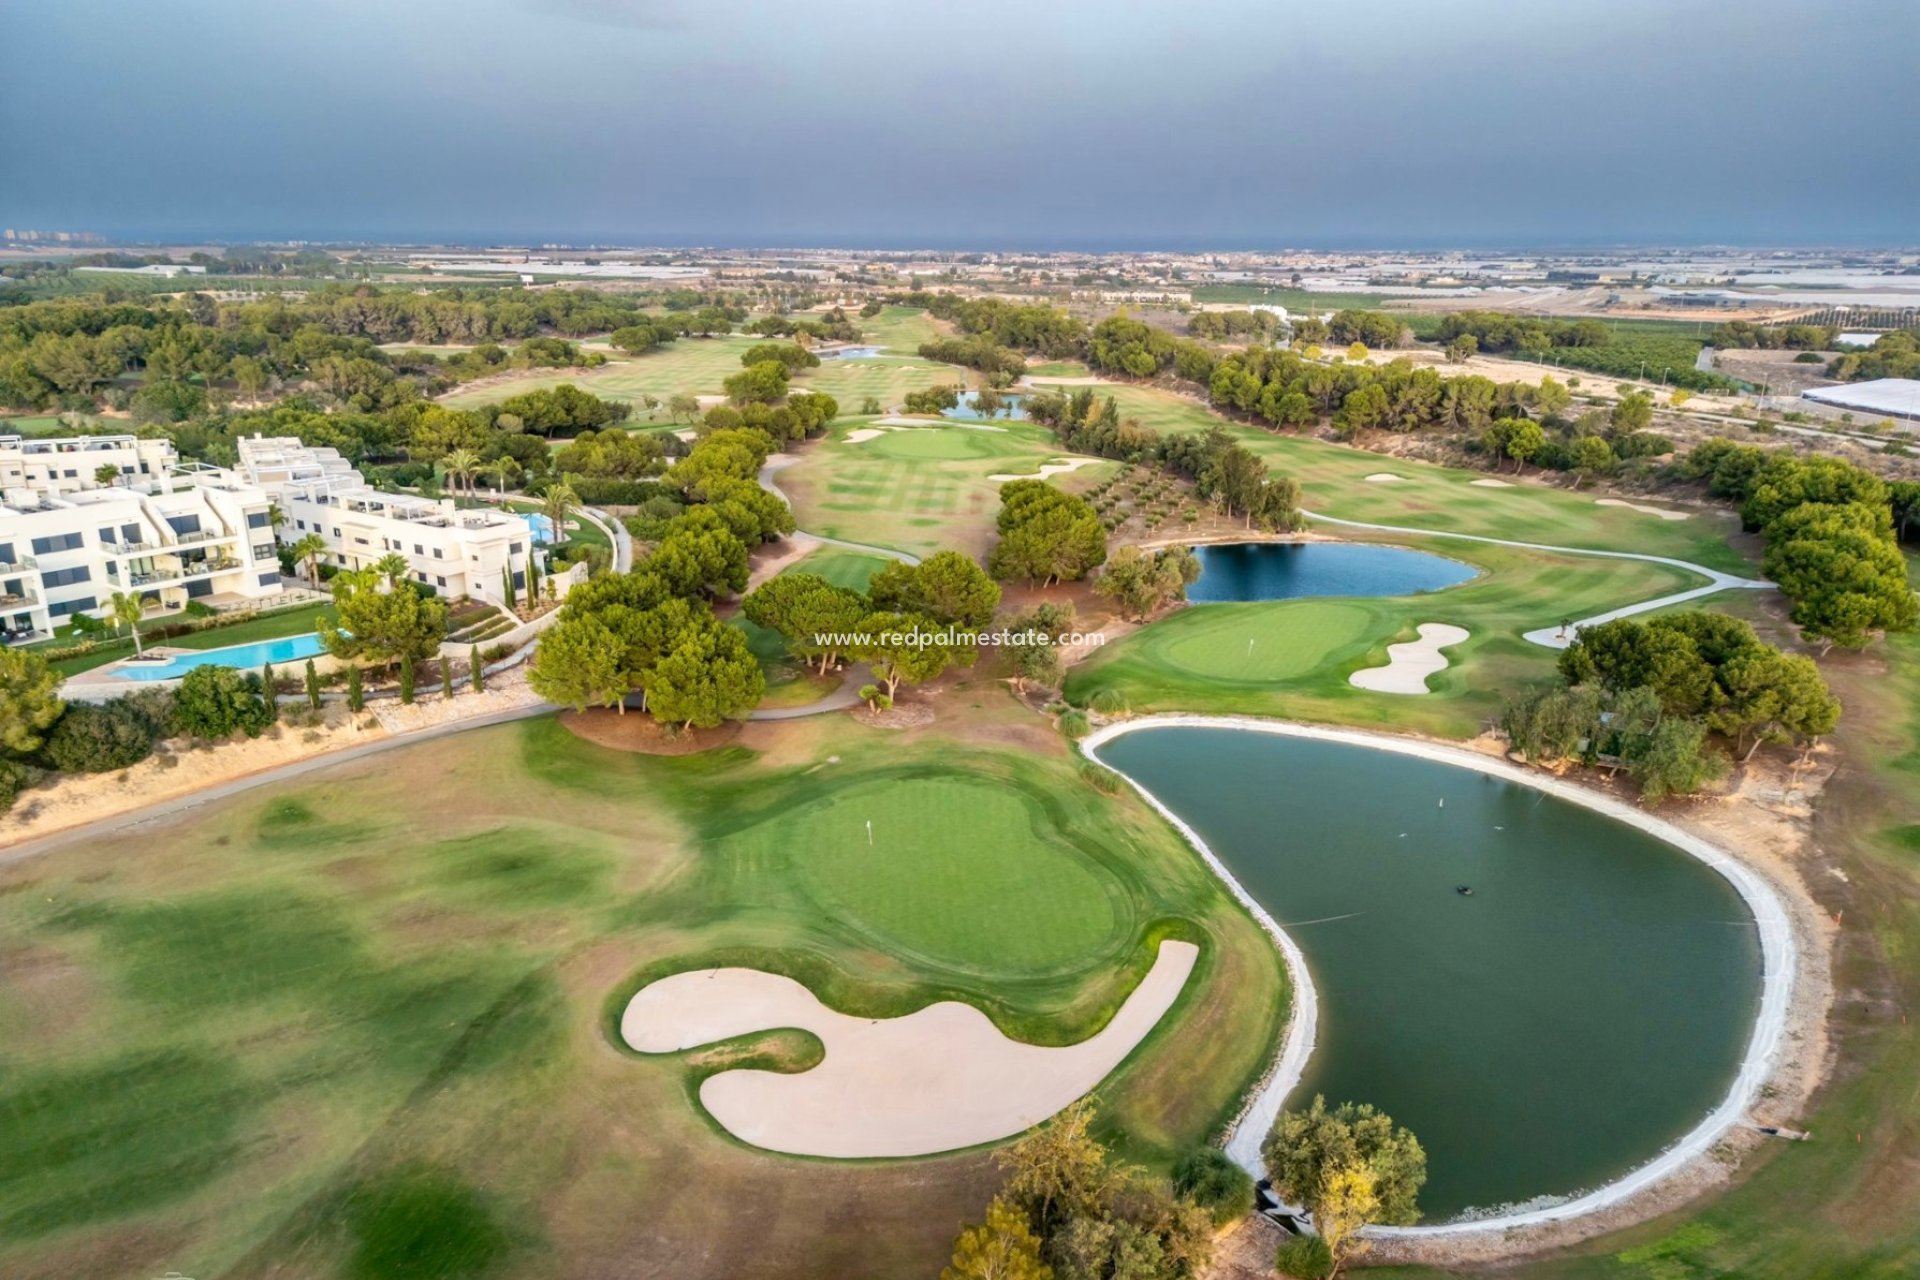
(1188, 541, 1476, 603)
(822, 345, 882, 359)
(1091, 727, 1764, 1221)
(942, 391, 1029, 421)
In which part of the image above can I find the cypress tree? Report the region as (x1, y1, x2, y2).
(399, 655, 415, 705)
(471, 644, 484, 694)
(346, 663, 364, 712)
(261, 661, 278, 724)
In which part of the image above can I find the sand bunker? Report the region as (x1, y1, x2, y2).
(621, 939, 1198, 1157)
(1597, 498, 1690, 521)
(842, 427, 888, 444)
(1349, 623, 1469, 695)
(1469, 478, 1512, 488)
(1364, 472, 1404, 483)
(674, 429, 699, 442)
(988, 457, 1099, 482)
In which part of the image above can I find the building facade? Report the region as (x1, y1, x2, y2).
(237, 436, 533, 604)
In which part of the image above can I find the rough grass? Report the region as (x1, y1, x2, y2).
(0, 711, 1283, 1280)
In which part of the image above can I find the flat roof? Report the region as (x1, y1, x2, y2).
(1801, 378, 1920, 420)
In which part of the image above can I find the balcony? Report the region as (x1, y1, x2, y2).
(0, 586, 38, 606)
(0, 555, 37, 574)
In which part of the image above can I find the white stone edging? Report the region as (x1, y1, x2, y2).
(1079, 713, 1796, 1238)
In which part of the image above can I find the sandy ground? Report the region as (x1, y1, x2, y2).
(621, 940, 1199, 1158)
(842, 427, 888, 443)
(1086, 716, 1834, 1266)
(1348, 623, 1469, 695)
(0, 705, 386, 846)
(1468, 477, 1512, 487)
(1363, 472, 1404, 483)
(986, 457, 1099, 481)
(370, 663, 546, 733)
(1596, 497, 1691, 520)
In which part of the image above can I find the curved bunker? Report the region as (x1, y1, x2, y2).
(1086, 719, 1787, 1230)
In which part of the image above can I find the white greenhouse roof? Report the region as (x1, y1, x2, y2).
(1801, 379, 1920, 421)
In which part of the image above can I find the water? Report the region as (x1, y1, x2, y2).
(1093, 728, 1762, 1222)
(527, 513, 557, 545)
(116, 632, 328, 681)
(941, 391, 1029, 421)
(1189, 542, 1476, 603)
(822, 345, 882, 359)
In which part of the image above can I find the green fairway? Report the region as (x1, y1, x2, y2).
(1088, 384, 1758, 574)
(788, 545, 891, 591)
(0, 415, 70, 438)
(859, 305, 947, 353)
(0, 715, 1284, 1280)
(435, 335, 763, 408)
(1069, 537, 1698, 737)
(724, 776, 1128, 974)
(797, 354, 963, 410)
(780, 421, 1117, 559)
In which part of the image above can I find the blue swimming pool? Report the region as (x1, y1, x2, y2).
(116, 632, 329, 681)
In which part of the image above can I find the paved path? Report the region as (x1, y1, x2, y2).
(1302, 510, 1774, 649)
(0, 701, 558, 869)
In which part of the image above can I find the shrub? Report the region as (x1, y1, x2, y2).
(0, 759, 46, 813)
(44, 701, 157, 773)
(1172, 1147, 1255, 1226)
(1078, 761, 1122, 794)
(174, 665, 276, 740)
(1058, 709, 1091, 739)
(1089, 688, 1129, 715)
(1274, 1233, 1333, 1279)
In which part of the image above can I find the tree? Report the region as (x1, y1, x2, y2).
(304, 659, 321, 710)
(1531, 375, 1572, 417)
(1171, 1148, 1254, 1227)
(398, 655, 416, 705)
(1263, 1096, 1425, 1228)
(1761, 502, 1917, 650)
(346, 664, 364, 713)
(260, 661, 279, 725)
(1501, 684, 1606, 762)
(742, 573, 868, 673)
(941, 1196, 1052, 1280)
(1611, 391, 1654, 434)
(541, 480, 580, 546)
(645, 616, 764, 729)
(1095, 545, 1199, 621)
(442, 446, 481, 497)
(1316, 1161, 1378, 1278)
(45, 698, 157, 772)
(321, 569, 449, 670)
(855, 611, 964, 699)
(997, 1100, 1112, 1229)
(1710, 648, 1840, 760)
(290, 532, 328, 585)
(868, 551, 1001, 628)
(174, 665, 274, 739)
(374, 552, 410, 589)
(667, 392, 701, 423)
(1566, 434, 1615, 488)
(1625, 716, 1724, 802)
(989, 481, 1107, 586)
(471, 644, 484, 694)
(0, 648, 63, 758)
(110, 591, 146, 656)
(1482, 418, 1545, 472)
(485, 454, 522, 494)
(723, 359, 790, 405)
(530, 614, 631, 713)
(1444, 334, 1477, 364)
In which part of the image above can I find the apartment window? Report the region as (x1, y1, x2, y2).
(62, 468, 77, 479)
(332, 528, 341, 538)
(413, 544, 424, 555)
(48, 596, 97, 617)
(42, 566, 93, 588)
(258, 572, 281, 587)
(247, 511, 271, 529)
(30, 532, 83, 555)
(122, 524, 140, 543)
(509, 542, 524, 555)
(253, 544, 275, 562)
(295, 519, 306, 531)
(353, 537, 369, 547)
(512, 570, 526, 590)
(433, 548, 443, 558)
(97, 528, 116, 546)
(0, 544, 13, 564)
(166, 514, 202, 535)
(436, 576, 446, 587)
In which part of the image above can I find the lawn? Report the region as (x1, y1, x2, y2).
(778, 420, 1118, 560)
(795, 355, 963, 412)
(0, 711, 1285, 1280)
(1068, 537, 1699, 738)
(859, 304, 948, 353)
(0, 415, 71, 438)
(435, 335, 765, 408)
(1087, 384, 1758, 574)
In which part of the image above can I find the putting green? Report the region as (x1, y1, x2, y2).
(727, 776, 1128, 975)
(865, 428, 1007, 462)
(1154, 601, 1378, 682)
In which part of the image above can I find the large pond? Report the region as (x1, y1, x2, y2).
(1092, 726, 1764, 1222)
(1189, 541, 1477, 603)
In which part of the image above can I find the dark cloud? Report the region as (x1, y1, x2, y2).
(1, 0, 1913, 247)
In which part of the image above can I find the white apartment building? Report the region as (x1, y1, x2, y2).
(0, 440, 285, 643)
(237, 436, 533, 605)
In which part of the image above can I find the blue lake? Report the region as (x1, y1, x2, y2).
(1188, 541, 1477, 603)
(942, 391, 1029, 421)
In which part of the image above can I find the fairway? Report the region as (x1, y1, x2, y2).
(435, 335, 764, 407)
(0, 717, 1285, 1280)
(796, 355, 963, 410)
(788, 545, 891, 591)
(724, 776, 1128, 974)
(859, 305, 948, 352)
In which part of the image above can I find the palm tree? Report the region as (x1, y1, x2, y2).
(290, 532, 328, 586)
(111, 591, 145, 656)
(486, 455, 521, 495)
(443, 447, 481, 498)
(374, 552, 410, 589)
(541, 481, 580, 547)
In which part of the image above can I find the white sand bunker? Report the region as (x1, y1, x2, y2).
(1349, 623, 1470, 695)
(842, 427, 888, 444)
(1597, 498, 1690, 521)
(988, 457, 1099, 482)
(1363, 472, 1404, 483)
(1469, 478, 1512, 488)
(621, 939, 1199, 1157)
(674, 429, 699, 442)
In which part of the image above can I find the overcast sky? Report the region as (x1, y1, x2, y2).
(4, 0, 1916, 249)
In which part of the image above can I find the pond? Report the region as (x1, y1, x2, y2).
(1189, 541, 1476, 603)
(1090, 725, 1766, 1223)
(821, 345, 882, 359)
(941, 391, 1029, 421)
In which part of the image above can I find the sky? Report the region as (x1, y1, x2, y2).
(4, 0, 1917, 250)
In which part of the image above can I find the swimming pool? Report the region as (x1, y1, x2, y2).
(115, 632, 329, 681)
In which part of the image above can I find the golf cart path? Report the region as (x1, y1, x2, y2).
(1302, 511, 1773, 649)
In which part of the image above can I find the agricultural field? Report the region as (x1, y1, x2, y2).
(777, 419, 1120, 560)
(1401, 314, 1724, 389)
(1190, 284, 1410, 310)
(0, 711, 1284, 1280)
